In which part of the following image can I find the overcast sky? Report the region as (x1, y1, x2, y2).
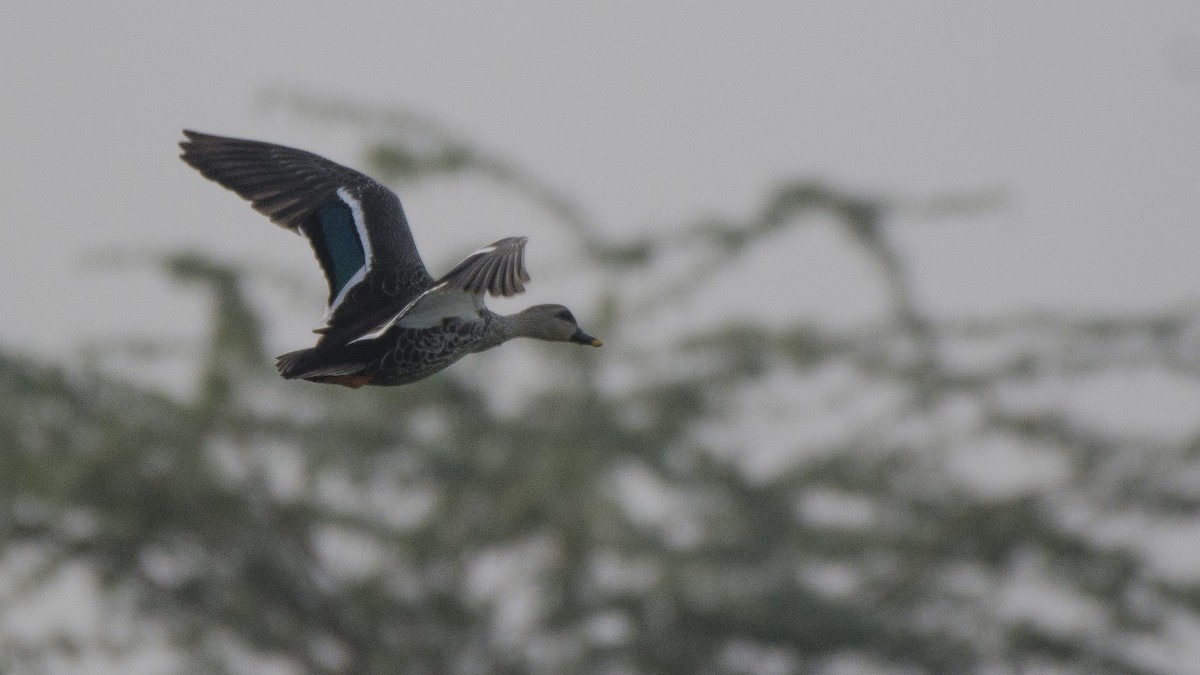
(3, 3, 1200, 373)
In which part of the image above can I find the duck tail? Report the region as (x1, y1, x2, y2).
(275, 348, 369, 382)
(275, 348, 318, 379)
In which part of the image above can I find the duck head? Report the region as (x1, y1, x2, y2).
(513, 304, 603, 347)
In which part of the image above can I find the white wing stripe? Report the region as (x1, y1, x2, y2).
(319, 187, 375, 324)
(347, 282, 447, 344)
(321, 266, 367, 323)
(344, 239, 517, 342)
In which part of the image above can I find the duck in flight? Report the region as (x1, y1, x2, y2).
(179, 130, 601, 388)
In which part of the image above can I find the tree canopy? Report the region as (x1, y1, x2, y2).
(3, 96, 1199, 674)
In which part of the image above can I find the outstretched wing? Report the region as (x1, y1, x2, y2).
(350, 237, 531, 342)
(436, 237, 529, 296)
(179, 130, 434, 328)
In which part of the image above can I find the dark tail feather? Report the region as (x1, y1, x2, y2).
(275, 348, 316, 379)
(275, 348, 367, 381)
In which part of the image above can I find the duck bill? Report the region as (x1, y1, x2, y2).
(570, 328, 603, 347)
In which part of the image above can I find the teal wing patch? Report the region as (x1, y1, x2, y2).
(311, 202, 366, 300)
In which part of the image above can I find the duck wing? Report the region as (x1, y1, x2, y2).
(179, 130, 434, 332)
(350, 237, 530, 341)
(435, 236, 530, 297)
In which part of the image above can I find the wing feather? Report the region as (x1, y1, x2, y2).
(437, 237, 530, 297)
(347, 237, 532, 343)
(179, 130, 435, 329)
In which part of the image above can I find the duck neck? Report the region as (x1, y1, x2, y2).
(491, 307, 549, 341)
(474, 310, 519, 352)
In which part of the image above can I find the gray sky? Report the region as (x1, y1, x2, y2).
(3, 2, 1200, 373)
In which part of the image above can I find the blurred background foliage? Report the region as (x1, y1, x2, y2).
(3, 96, 1200, 674)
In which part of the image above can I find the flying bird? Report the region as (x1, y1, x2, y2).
(179, 130, 601, 388)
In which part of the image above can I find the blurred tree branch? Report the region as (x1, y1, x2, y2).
(0, 94, 1196, 673)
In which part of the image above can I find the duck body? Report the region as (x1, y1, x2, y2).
(277, 311, 505, 388)
(179, 131, 600, 388)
